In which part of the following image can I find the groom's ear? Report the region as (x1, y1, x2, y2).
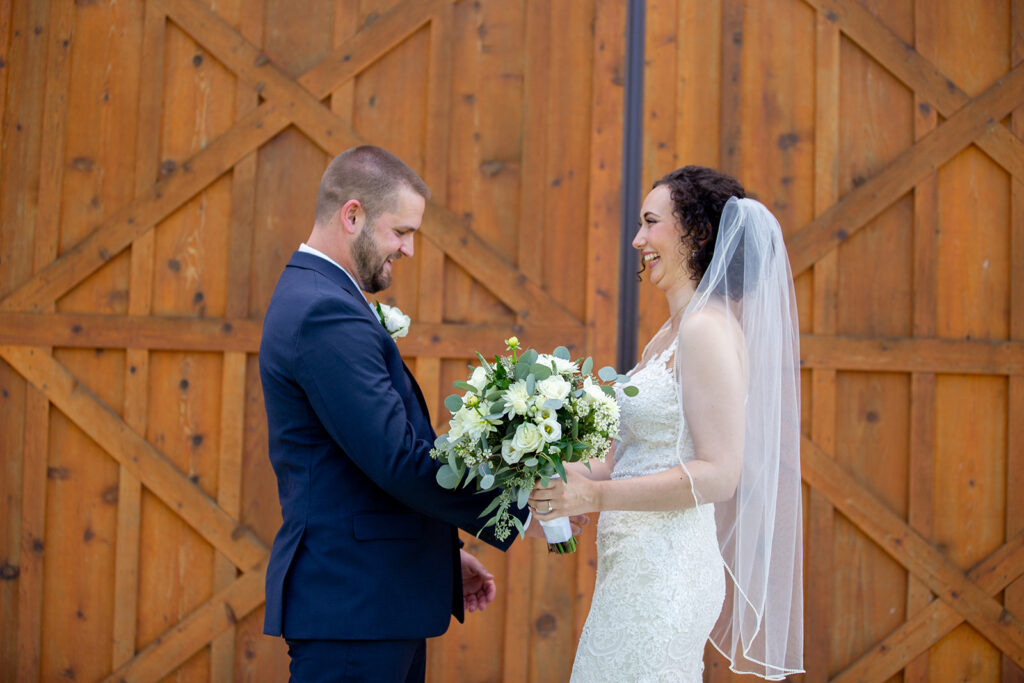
(339, 199, 364, 234)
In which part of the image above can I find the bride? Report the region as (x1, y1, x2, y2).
(529, 166, 803, 681)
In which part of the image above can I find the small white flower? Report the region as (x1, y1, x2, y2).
(375, 302, 411, 340)
(536, 375, 571, 402)
(581, 377, 606, 403)
(536, 405, 556, 422)
(539, 418, 562, 443)
(449, 406, 496, 443)
(537, 354, 579, 376)
(510, 422, 545, 454)
(502, 380, 532, 418)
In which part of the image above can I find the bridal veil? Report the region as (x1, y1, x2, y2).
(643, 197, 803, 678)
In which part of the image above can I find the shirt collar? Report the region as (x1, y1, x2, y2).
(298, 243, 374, 311)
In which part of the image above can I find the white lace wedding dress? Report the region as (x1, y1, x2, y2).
(571, 340, 726, 682)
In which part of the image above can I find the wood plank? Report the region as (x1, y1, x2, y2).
(0, 312, 586, 358)
(806, 0, 1024, 180)
(1007, 3, 1024, 679)
(577, 0, 625, 649)
(904, 4, 940, 679)
(799, 335, 1024, 374)
(0, 0, 441, 314)
(786, 63, 1024, 277)
(0, 346, 268, 570)
(805, 11, 839, 681)
(210, 2, 262, 677)
(801, 436, 1024, 666)
(16, 0, 68, 676)
(835, 531, 1024, 683)
(104, 563, 266, 683)
(17, 389, 47, 683)
(516, 0, 548, 286)
(112, 3, 165, 669)
(719, 0, 743, 175)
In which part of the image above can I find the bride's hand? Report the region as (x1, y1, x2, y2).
(529, 475, 600, 519)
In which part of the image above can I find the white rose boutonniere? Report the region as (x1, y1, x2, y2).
(375, 302, 411, 340)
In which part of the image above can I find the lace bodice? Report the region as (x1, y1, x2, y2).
(611, 340, 694, 479)
(571, 338, 725, 683)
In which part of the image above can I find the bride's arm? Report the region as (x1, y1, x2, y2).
(530, 313, 744, 515)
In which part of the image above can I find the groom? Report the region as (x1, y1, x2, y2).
(259, 145, 535, 681)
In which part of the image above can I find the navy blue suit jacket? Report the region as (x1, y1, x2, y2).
(259, 252, 525, 640)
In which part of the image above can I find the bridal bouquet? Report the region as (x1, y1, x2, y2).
(431, 337, 636, 553)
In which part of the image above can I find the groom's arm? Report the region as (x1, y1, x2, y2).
(295, 297, 528, 547)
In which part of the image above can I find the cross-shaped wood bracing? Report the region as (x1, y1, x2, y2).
(1, 0, 1021, 680)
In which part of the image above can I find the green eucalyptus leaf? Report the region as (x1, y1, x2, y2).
(597, 366, 618, 382)
(475, 352, 492, 370)
(480, 473, 496, 490)
(521, 349, 539, 365)
(530, 364, 552, 380)
(526, 374, 536, 395)
(434, 434, 450, 450)
(600, 384, 616, 397)
(463, 466, 479, 488)
(444, 394, 463, 413)
(479, 493, 504, 517)
(516, 486, 531, 509)
(453, 380, 477, 393)
(436, 465, 460, 489)
(617, 374, 631, 384)
(486, 390, 503, 402)
(512, 514, 526, 538)
(544, 398, 563, 411)
(623, 385, 640, 397)
(581, 357, 593, 375)
(514, 360, 530, 380)
(553, 346, 571, 360)
(523, 457, 539, 468)
(553, 458, 567, 481)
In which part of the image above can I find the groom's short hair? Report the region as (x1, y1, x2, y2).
(315, 146, 430, 226)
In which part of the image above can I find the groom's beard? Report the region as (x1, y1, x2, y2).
(352, 223, 396, 293)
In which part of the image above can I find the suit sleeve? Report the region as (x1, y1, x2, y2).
(294, 295, 527, 548)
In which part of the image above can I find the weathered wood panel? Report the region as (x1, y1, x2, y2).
(0, 1, 621, 681)
(639, 0, 1024, 680)
(2, 0, 1023, 681)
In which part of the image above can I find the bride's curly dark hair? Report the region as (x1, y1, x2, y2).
(641, 165, 746, 283)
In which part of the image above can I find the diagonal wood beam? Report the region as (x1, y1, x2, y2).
(103, 563, 266, 683)
(805, 0, 1024, 179)
(164, 0, 577, 323)
(0, 345, 268, 570)
(0, 1, 436, 314)
(801, 436, 1024, 666)
(787, 63, 1024, 276)
(835, 531, 1024, 683)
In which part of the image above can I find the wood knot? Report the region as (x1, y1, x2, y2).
(534, 613, 557, 637)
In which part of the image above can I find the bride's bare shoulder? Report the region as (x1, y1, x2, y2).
(677, 307, 739, 346)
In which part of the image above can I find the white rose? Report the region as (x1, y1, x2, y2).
(510, 422, 545, 454)
(377, 303, 411, 339)
(536, 375, 571, 402)
(582, 377, 607, 403)
(501, 439, 523, 464)
(467, 366, 489, 392)
(537, 353, 579, 375)
(538, 418, 562, 443)
(502, 380, 532, 418)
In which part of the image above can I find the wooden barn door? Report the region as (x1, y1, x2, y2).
(639, 0, 1024, 680)
(0, 1, 624, 681)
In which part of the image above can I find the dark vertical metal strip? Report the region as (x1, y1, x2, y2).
(617, 0, 645, 372)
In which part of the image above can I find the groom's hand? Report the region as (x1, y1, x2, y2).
(460, 550, 496, 613)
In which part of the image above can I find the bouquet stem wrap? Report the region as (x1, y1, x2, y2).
(537, 475, 576, 553)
